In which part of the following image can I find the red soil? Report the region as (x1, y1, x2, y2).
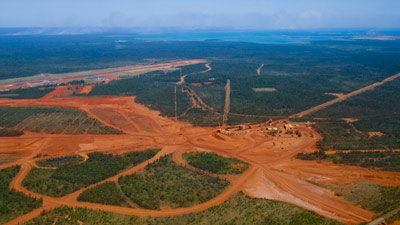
(2, 73, 400, 225)
(191, 83, 203, 87)
(79, 85, 93, 94)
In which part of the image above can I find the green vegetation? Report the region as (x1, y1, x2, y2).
(28, 38, 390, 126)
(36, 155, 84, 168)
(78, 182, 131, 207)
(89, 70, 192, 118)
(387, 211, 400, 224)
(67, 80, 85, 85)
(183, 152, 249, 174)
(24, 192, 342, 225)
(0, 87, 54, 99)
(226, 113, 271, 125)
(308, 118, 400, 150)
(0, 128, 24, 137)
(22, 167, 80, 197)
(0, 106, 122, 135)
(178, 108, 222, 127)
(297, 150, 327, 161)
(0, 166, 42, 224)
(332, 151, 400, 172)
(23, 149, 160, 197)
(329, 181, 400, 215)
(307, 78, 400, 150)
(1, 35, 400, 127)
(119, 155, 230, 210)
(297, 150, 400, 172)
(312, 120, 374, 150)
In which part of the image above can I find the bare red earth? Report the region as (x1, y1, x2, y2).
(2, 71, 400, 225)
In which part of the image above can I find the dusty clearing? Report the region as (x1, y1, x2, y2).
(79, 85, 93, 94)
(191, 83, 203, 87)
(368, 131, 385, 138)
(325, 92, 345, 98)
(2, 71, 400, 225)
(1, 96, 399, 225)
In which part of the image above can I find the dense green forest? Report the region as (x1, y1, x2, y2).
(312, 120, 378, 150)
(118, 155, 230, 210)
(24, 192, 342, 225)
(183, 152, 249, 174)
(0, 106, 122, 135)
(332, 151, 400, 172)
(299, 77, 400, 150)
(0, 166, 42, 224)
(87, 49, 400, 124)
(23, 149, 160, 197)
(2, 35, 400, 127)
(1, 35, 400, 82)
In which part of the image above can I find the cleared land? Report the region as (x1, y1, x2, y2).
(1, 95, 397, 225)
(0, 63, 400, 225)
(0, 106, 122, 135)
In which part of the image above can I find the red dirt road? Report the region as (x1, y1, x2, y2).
(257, 63, 264, 75)
(2, 74, 400, 224)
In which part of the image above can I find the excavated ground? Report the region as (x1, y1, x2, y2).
(1, 84, 400, 225)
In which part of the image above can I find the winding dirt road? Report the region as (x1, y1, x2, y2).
(2, 71, 400, 225)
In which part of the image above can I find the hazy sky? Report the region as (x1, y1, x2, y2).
(1, 0, 399, 30)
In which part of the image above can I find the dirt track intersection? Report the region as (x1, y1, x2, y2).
(2, 67, 400, 225)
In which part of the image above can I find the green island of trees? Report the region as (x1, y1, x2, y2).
(0, 166, 42, 224)
(118, 155, 230, 210)
(22, 149, 160, 197)
(77, 182, 132, 208)
(183, 152, 249, 174)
